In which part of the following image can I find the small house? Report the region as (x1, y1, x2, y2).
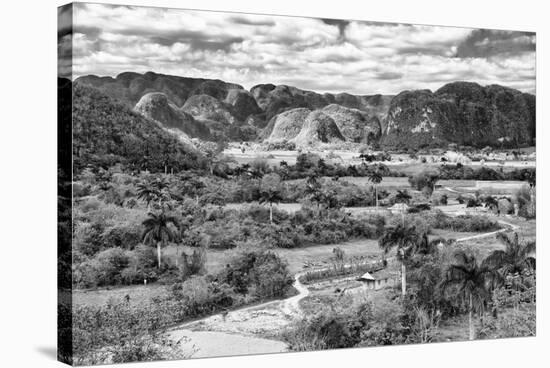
(357, 269, 396, 291)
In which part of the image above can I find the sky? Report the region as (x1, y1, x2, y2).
(58, 3, 536, 95)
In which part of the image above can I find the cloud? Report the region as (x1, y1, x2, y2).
(456, 29, 536, 58)
(228, 15, 276, 27)
(67, 3, 536, 95)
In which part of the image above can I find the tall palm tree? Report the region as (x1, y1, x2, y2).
(378, 225, 427, 296)
(259, 188, 283, 224)
(367, 168, 383, 208)
(484, 232, 536, 277)
(440, 251, 499, 340)
(142, 211, 179, 268)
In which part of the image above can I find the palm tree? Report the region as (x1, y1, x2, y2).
(136, 181, 159, 209)
(152, 177, 171, 206)
(259, 188, 283, 224)
(142, 211, 179, 268)
(378, 225, 427, 296)
(484, 232, 536, 278)
(367, 168, 383, 208)
(440, 251, 499, 340)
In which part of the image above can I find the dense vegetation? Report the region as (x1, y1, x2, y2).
(72, 83, 207, 174)
(66, 81, 536, 363)
(72, 169, 388, 289)
(283, 232, 535, 350)
(72, 249, 293, 364)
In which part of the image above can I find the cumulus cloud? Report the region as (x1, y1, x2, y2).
(64, 3, 536, 94)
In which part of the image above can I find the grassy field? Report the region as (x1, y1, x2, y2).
(73, 283, 169, 307)
(165, 239, 384, 275)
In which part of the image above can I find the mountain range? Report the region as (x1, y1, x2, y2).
(74, 71, 536, 149)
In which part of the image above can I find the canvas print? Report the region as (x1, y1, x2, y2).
(57, 2, 536, 366)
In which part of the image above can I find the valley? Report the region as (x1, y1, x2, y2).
(61, 73, 536, 364)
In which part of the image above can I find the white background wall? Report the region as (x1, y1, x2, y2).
(0, 0, 547, 367)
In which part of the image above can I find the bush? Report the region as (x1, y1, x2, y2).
(432, 194, 448, 206)
(80, 197, 102, 212)
(101, 223, 142, 250)
(408, 171, 439, 195)
(72, 300, 189, 365)
(423, 210, 500, 232)
(284, 311, 361, 351)
(218, 251, 293, 298)
(514, 185, 535, 219)
(93, 248, 131, 286)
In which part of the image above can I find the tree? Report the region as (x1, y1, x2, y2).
(440, 251, 499, 340)
(483, 196, 499, 214)
(394, 190, 412, 225)
(523, 170, 536, 215)
(317, 158, 329, 175)
(142, 211, 179, 268)
(177, 174, 205, 204)
(408, 171, 439, 198)
(367, 168, 383, 208)
(248, 165, 265, 188)
(136, 181, 159, 209)
(304, 174, 324, 216)
(259, 174, 284, 224)
(484, 232, 536, 278)
(137, 177, 172, 210)
(395, 190, 412, 205)
(378, 225, 428, 296)
(278, 161, 290, 180)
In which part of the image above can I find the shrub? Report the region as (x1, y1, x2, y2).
(514, 185, 535, 219)
(218, 251, 293, 298)
(423, 211, 500, 232)
(284, 311, 360, 351)
(80, 197, 102, 213)
(408, 171, 439, 195)
(432, 193, 448, 206)
(101, 223, 142, 250)
(75, 222, 105, 256)
(72, 300, 189, 365)
(94, 248, 131, 285)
